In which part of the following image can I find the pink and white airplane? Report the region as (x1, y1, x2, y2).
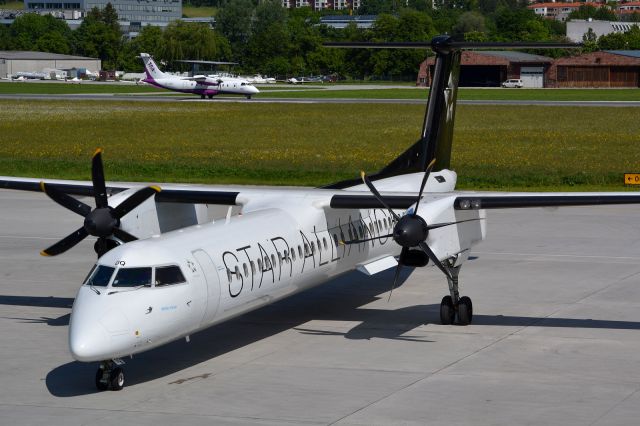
(140, 53, 259, 99)
(1, 36, 638, 392)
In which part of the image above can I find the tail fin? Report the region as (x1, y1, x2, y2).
(322, 37, 579, 189)
(140, 53, 167, 81)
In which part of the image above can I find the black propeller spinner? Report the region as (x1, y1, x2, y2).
(347, 159, 476, 300)
(40, 149, 161, 258)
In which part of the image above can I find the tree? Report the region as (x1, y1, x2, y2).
(72, 6, 122, 69)
(598, 25, 640, 49)
(568, 5, 617, 22)
(162, 21, 231, 66)
(10, 14, 72, 53)
(216, 0, 254, 58)
(453, 11, 487, 37)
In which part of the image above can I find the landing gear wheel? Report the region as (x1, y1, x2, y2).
(95, 367, 108, 391)
(457, 296, 473, 326)
(200, 94, 205, 100)
(440, 295, 455, 325)
(207, 94, 213, 99)
(246, 95, 252, 100)
(109, 367, 125, 391)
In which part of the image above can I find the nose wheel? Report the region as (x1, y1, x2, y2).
(95, 359, 125, 391)
(439, 261, 473, 325)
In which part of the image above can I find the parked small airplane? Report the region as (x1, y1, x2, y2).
(2, 36, 639, 392)
(140, 53, 259, 99)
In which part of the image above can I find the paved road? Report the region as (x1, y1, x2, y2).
(1, 93, 639, 107)
(1, 189, 640, 425)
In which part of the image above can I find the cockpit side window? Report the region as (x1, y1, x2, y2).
(112, 267, 152, 287)
(155, 265, 186, 286)
(85, 265, 115, 287)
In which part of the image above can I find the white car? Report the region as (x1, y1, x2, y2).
(501, 79, 524, 88)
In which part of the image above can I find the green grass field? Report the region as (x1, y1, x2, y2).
(182, 5, 217, 17)
(0, 1, 23, 9)
(1, 82, 639, 101)
(0, 100, 638, 191)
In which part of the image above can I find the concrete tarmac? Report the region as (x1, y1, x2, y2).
(1, 189, 640, 425)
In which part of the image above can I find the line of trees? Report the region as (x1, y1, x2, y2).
(1, 1, 639, 78)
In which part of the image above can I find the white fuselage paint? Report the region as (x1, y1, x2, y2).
(68, 174, 485, 362)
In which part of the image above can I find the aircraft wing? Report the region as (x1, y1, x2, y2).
(0, 177, 241, 205)
(182, 76, 210, 83)
(327, 191, 640, 210)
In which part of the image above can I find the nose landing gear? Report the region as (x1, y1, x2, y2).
(439, 260, 473, 325)
(95, 359, 125, 391)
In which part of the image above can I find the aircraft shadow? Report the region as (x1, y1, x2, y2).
(39, 267, 640, 396)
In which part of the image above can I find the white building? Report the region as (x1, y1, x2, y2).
(566, 19, 640, 42)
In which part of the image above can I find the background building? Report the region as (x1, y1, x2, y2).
(546, 50, 640, 87)
(418, 51, 553, 87)
(567, 19, 640, 42)
(0, 51, 101, 79)
(23, 0, 181, 25)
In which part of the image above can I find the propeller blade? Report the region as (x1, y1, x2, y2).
(418, 241, 452, 281)
(426, 218, 481, 231)
(339, 233, 393, 245)
(41, 227, 89, 256)
(387, 261, 403, 302)
(40, 182, 91, 217)
(112, 186, 161, 219)
(113, 227, 137, 243)
(92, 148, 108, 208)
(413, 158, 436, 215)
(360, 171, 400, 221)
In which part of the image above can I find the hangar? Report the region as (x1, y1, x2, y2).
(0, 51, 101, 79)
(417, 50, 553, 87)
(546, 50, 640, 88)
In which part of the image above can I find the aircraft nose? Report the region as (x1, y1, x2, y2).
(69, 321, 112, 362)
(251, 86, 260, 94)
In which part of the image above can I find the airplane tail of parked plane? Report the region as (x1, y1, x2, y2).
(323, 37, 578, 189)
(140, 53, 167, 81)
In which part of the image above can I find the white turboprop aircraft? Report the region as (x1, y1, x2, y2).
(2, 36, 639, 392)
(140, 53, 260, 99)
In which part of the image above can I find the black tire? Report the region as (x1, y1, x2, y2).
(109, 367, 125, 391)
(458, 296, 473, 326)
(95, 368, 108, 391)
(246, 95, 252, 100)
(208, 94, 213, 99)
(440, 295, 455, 325)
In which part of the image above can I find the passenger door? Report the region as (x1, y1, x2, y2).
(192, 249, 221, 327)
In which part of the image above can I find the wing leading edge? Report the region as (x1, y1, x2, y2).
(454, 193, 640, 210)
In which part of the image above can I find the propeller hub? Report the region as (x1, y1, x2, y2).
(393, 215, 428, 248)
(83, 208, 118, 237)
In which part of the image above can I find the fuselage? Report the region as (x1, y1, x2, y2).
(143, 75, 259, 98)
(68, 174, 485, 362)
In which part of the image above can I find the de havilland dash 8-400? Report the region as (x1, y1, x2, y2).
(2, 36, 640, 391)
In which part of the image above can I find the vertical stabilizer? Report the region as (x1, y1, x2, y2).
(140, 53, 167, 81)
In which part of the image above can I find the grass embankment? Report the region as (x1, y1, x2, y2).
(0, 100, 638, 191)
(0, 82, 166, 94)
(0, 1, 23, 9)
(260, 88, 640, 101)
(182, 6, 217, 18)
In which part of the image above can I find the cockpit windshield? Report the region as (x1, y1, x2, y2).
(112, 267, 152, 287)
(85, 265, 115, 287)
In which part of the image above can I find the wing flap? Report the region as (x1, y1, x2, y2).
(455, 194, 640, 210)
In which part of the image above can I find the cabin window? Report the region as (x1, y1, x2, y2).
(271, 254, 276, 267)
(310, 242, 315, 254)
(155, 265, 186, 286)
(243, 263, 248, 278)
(250, 261, 256, 274)
(258, 258, 263, 271)
(333, 234, 339, 246)
(234, 265, 241, 278)
(323, 238, 328, 250)
(291, 249, 296, 261)
(227, 269, 232, 283)
(298, 245, 303, 258)
(304, 243, 309, 255)
(85, 265, 115, 287)
(112, 267, 152, 287)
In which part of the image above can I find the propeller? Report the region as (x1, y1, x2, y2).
(40, 149, 161, 258)
(354, 159, 475, 300)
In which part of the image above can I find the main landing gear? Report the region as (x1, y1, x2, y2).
(95, 359, 125, 391)
(439, 260, 473, 326)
